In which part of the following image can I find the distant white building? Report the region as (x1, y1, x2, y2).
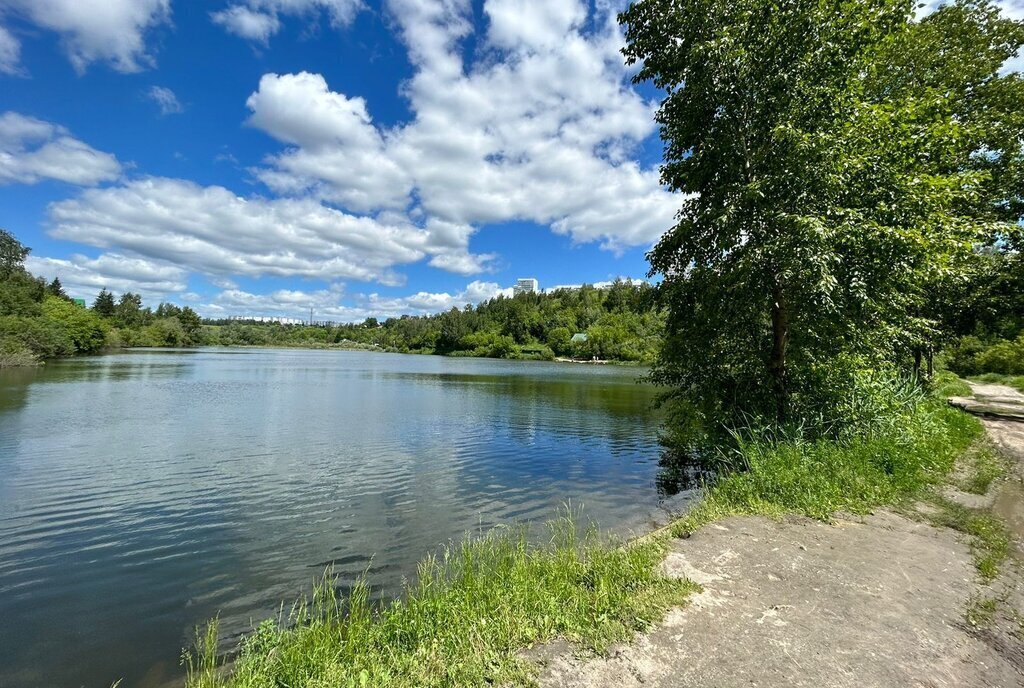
(229, 315, 306, 325)
(513, 278, 539, 296)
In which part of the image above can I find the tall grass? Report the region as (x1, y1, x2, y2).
(185, 515, 696, 688)
(674, 392, 983, 532)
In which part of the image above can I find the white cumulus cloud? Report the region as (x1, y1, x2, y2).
(0, 0, 171, 73)
(201, 279, 512, 322)
(0, 111, 121, 185)
(244, 0, 678, 253)
(212, 0, 362, 43)
(39, 0, 675, 298)
(46, 177, 495, 284)
(246, 72, 411, 212)
(25, 253, 188, 302)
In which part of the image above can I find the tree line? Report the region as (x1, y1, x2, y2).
(1, 227, 663, 365)
(203, 281, 662, 362)
(0, 229, 204, 366)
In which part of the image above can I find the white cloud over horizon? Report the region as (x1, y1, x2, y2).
(201, 279, 514, 323)
(43, 0, 677, 302)
(25, 252, 188, 303)
(46, 176, 493, 285)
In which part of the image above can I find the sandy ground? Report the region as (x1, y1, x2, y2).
(533, 383, 1024, 688)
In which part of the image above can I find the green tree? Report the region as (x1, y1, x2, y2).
(114, 292, 148, 328)
(92, 289, 116, 317)
(46, 277, 68, 300)
(0, 228, 30, 278)
(621, 0, 1021, 433)
(41, 296, 106, 353)
(547, 327, 572, 356)
(437, 308, 471, 353)
(178, 306, 202, 341)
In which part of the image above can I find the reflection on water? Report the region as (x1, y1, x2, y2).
(0, 348, 693, 688)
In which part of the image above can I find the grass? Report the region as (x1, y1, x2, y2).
(970, 373, 1024, 394)
(956, 441, 1005, 496)
(921, 494, 1011, 581)
(965, 595, 1000, 628)
(671, 400, 983, 535)
(931, 370, 972, 398)
(185, 514, 697, 688)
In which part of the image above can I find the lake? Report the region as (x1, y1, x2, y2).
(0, 348, 690, 688)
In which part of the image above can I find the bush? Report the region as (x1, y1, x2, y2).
(41, 296, 106, 353)
(948, 335, 1024, 376)
(0, 315, 74, 358)
(0, 339, 39, 367)
(974, 336, 1024, 375)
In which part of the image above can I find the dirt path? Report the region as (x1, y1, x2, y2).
(533, 385, 1024, 688)
(949, 382, 1024, 421)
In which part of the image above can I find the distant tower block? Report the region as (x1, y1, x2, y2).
(513, 278, 539, 296)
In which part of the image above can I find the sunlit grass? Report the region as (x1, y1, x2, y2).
(185, 514, 697, 688)
(671, 400, 983, 533)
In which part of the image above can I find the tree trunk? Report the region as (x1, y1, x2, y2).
(926, 349, 934, 379)
(770, 285, 789, 424)
(913, 348, 922, 380)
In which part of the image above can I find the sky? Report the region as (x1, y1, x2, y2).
(0, 0, 676, 322)
(1, 1, 1021, 323)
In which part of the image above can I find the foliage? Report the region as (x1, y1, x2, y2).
(185, 513, 696, 688)
(0, 229, 207, 363)
(93, 289, 116, 318)
(948, 334, 1024, 376)
(203, 280, 662, 363)
(621, 0, 1024, 443)
(673, 390, 982, 529)
(0, 228, 30, 278)
(929, 370, 973, 398)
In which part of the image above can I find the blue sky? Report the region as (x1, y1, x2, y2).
(0, 0, 677, 322)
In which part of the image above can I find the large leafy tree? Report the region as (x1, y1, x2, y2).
(0, 228, 30, 278)
(621, 0, 1022, 434)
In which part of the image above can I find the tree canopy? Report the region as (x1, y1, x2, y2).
(621, 0, 1024, 438)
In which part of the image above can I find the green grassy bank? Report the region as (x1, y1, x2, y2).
(675, 399, 982, 529)
(185, 381, 1004, 688)
(185, 518, 695, 688)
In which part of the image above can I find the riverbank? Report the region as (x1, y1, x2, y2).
(536, 380, 1024, 686)
(183, 384, 1011, 687)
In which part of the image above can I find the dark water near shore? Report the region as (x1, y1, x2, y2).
(0, 348, 689, 688)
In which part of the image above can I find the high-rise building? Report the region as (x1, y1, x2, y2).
(513, 278, 539, 295)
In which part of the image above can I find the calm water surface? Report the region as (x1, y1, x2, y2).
(0, 348, 690, 688)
